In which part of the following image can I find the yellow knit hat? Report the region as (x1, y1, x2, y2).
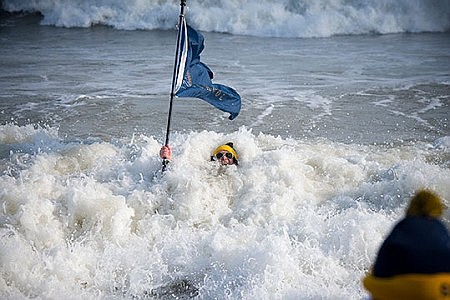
(406, 189, 445, 218)
(212, 143, 238, 160)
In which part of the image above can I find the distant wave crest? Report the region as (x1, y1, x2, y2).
(3, 0, 450, 37)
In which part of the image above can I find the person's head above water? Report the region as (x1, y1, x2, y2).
(211, 142, 238, 166)
(159, 142, 239, 166)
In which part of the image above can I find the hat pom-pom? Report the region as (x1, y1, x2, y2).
(406, 189, 444, 218)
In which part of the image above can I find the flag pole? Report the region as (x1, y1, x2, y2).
(162, 0, 187, 170)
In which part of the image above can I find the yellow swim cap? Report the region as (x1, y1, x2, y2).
(212, 143, 238, 160)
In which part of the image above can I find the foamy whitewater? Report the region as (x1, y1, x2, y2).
(2, 0, 450, 37)
(1, 1, 450, 300)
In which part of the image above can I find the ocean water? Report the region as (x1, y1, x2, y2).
(1, 1, 450, 299)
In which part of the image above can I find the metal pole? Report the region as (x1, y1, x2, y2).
(162, 0, 187, 170)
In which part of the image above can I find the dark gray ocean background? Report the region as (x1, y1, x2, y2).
(1, 12, 449, 145)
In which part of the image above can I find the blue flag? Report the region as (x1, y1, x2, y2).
(175, 25, 241, 120)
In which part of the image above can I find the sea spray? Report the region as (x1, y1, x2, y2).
(1, 124, 448, 298)
(2, 0, 450, 37)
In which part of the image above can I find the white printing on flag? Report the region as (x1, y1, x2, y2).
(174, 17, 188, 94)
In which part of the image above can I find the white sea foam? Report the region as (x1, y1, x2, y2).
(3, 0, 450, 37)
(1, 124, 449, 299)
